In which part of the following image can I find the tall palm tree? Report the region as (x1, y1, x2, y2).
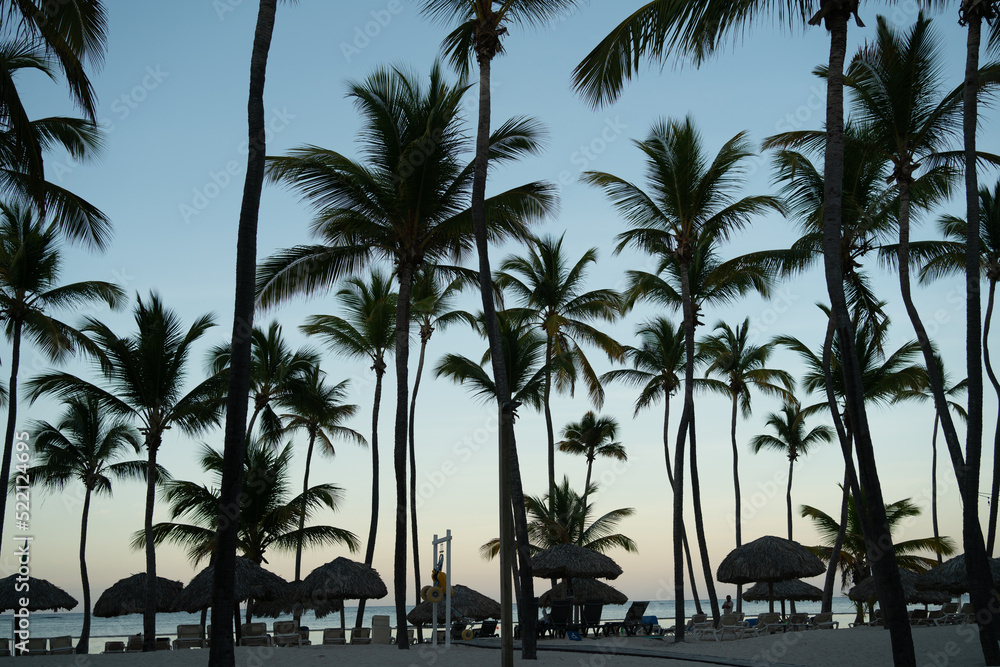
(26, 292, 224, 651)
(557, 411, 627, 539)
(256, 62, 553, 646)
(19, 396, 144, 654)
(583, 115, 782, 632)
(299, 269, 395, 628)
(207, 320, 320, 443)
(419, 3, 585, 653)
(212, 2, 280, 662)
(600, 316, 704, 613)
(497, 234, 623, 504)
(0, 202, 123, 556)
(573, 3, 919, 657)
(698, 317, 793, 610)
(749, 400, 834, 541)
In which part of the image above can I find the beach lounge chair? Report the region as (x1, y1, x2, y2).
(476, 620, 498, 638)
(948, 603, 974, 624)
(372, 615, 391, 644)
(0, 639, 9, 657)
(690, 617, 717, 641)
(748, 613, 782, 636)
(239, 622, 272, 647)
(786, 613, 810, 631)
(640, 615, 662, 636)
(155, 637, 171, 650)
(908, 609, 928, 626)
(322, 628, 346, 645)
(702, 614, 745, 641)
(297, 626, 311, 646)
(272, 620, 301, 647)
(102, 641, 125, 653)
(931, 603, 958, 625)
(549, 599, 574, 638)
(350, 627, 372, 645)
(173, 624, 206, 649)
(621, 601, 650, 636)
(23, 638, 47, 656)
(581, 599, 605, 638)
(124, 634, 143, 653)
(809, 612, 839, 630)
(392, 628, 416, 642)
(48, 637, 74, 655)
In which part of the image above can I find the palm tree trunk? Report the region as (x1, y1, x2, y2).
(355, 362, 384, 627)
(786, 455, 795, 541)
(544, 337, 556, 511)
(984, 279, 1000, 555)
(673, 257, 695, 642)
(391, 263, 413, 649)
(410, 326, 430, 642)
(961, 9, 1000, 657)
(661, 401, 702, 615)
(470, 50, 535, 660)
(579, 457, 594, 543)
(819, 9, 914, 665)
(143, 436, 159, 652)
(209, 2, 276, 665)
(77, 487, 92, 654)
(825, 467, 851, 614)
(729, 394, 742, 613)
(687, 410, 720, 625)
(293, 427, 317, 626)
(0, 320, 23, 555)
(931, 414, 941, 564)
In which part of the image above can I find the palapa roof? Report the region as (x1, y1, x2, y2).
(915, 555, 1000, 594)
(530, 544, 622, 580)
(93, 573, 184, 617)
(249, 595, 343, 619)
(294, 557, 387, 610)
(849, 570, 951, 605)
(406, 584, 501, 625)
(717, 536, 825, 585)
(0, 575, 77, 612)
(538, 579, 628, 606)
(172, 556, 290, 613)
(742, 579, 823, 603)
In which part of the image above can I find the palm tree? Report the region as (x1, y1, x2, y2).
(26, 292, 224, 652)
(914, 182, 1000, 553)
(299, 269, 395, 629)
(207, 320, 320, 443)
(136, 439, 360, 624)
(0, 202, 123, 556)
(600, 316, 704, 613)
(256, 62, 554, 645)
(418, 3, 585, 652)
(573, 3, 919, 656)
(583, 115, 782, 632)
(212, 2, 280, 662)
(497, 234, 623, 504)
(750, 401, 834, 541)
(557, 411, 627, 539)
(19, 397, 144, 654)
(698, 317, 793, 610)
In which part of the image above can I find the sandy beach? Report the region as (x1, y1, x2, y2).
(12, 625, 992, 667)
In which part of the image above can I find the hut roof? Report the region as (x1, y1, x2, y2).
(93, 573, 184, 617)
(915, 555, 1000, 594)
(172, 557, 290, 613)
(717, 536, 825, 585)
(0, 575, 77, 613)
(295, 557, 387, 610)
(742, 579, 823, 603)
(849, 571, 951, 605)
(406, 584, 501, 625)
(538, 578, 628, 607)
(530, 544, 622, 580)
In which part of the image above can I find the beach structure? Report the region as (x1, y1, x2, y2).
(743, 578, 823, 617)
(915, 555, 1000, 595)
(539, 579, 627, 607)
(530, 544, 623, 580)
(0, 575, 77, 612)
(406, 584, 501, 626)
(93, 573, 184, 617)
(850, 570, 951, 606)
(293, 557, 388, 638)
(718, 536, 826, 613)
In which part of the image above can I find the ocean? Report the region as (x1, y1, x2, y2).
(0, 597, 906, 653)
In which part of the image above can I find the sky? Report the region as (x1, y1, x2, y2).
(1, 0, 996, 610)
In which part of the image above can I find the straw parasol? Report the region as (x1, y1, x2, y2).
(717, 536, 826, 613)
(93, 573, 184, 617)
(249, 595, 343, 619)
(530, 544, 623, 580)
(538, 578, 628, 607)
(849, 570, 951, 606)
(295, 557, 387, 634)
(915, 555, 1000, 595)
(406, 584, 501, 625)
(742, 579, 823, 603)
(0, 575, 77, 612)
(172, 556, 291, 613)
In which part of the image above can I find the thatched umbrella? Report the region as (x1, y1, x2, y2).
(295, 557, 387, 634)
(915, 555, 1000, 595)
(249, 595, 343, 619)
(538, 579, 628, 607)
(172, 557, 290, 614)
(0, 575, 77, 612)
(93, 573, 184, 617)
(406, 584, 501, 625)
(530, 544, 623, 580)
(742, 579, 823, 603)
(717, 536, 825, 613)
(850, 571, 951, 606)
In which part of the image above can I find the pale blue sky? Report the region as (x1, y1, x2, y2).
(2, 1, 992, 607)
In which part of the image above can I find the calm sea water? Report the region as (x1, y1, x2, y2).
(0, 597, 911, 653)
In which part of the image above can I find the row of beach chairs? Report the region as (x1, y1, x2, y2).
(0, 636, 75, 656)
(689, 612, 838, 641)
(854, 603, 976, 628)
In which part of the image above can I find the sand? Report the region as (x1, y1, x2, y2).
(11, 625, 995, 666)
